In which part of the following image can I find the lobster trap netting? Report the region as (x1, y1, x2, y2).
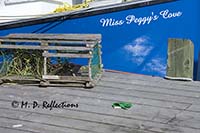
(0, 33, 102, 87)
(0, 49, 44, 79)
(0, 43, 102, 80)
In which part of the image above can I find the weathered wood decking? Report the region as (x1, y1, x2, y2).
(0, 71, 200, 133)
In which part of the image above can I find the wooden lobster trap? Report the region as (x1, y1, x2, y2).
(0, 34, 103, 87)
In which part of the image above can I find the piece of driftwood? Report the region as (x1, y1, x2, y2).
(0, 33, 103, 88)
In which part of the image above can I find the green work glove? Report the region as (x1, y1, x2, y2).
(112, 102, 132, 110)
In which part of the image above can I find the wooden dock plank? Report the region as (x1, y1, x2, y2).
(0, 91, 197, 132)
(0, 126, 37, 133)
(45, 86, 199, 105)
(0, 72, 200, 133)
(98, 80, 200, 98)
(0, 99, 178, 124)
(0, 117, 97, 133)
(0, 93, 188, 132)
(0, 108, 155, 133)
(103, 71, 200, 88)
(187, 104, 200, 112)
(0, 88, 182, 126)
(101, 75, 200, 93)
(165, 111, 200, 129)
(52, 84, 198, 106)
(0, 105, 199, 133)
(0, 85, 190, 110)
(102, 72, 200, 92)
(0, 89, 189, 126)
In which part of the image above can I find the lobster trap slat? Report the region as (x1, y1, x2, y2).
(0, 33, 103, 88)
(6, 33, 102, 41)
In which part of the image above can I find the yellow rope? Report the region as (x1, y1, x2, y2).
(53, 0, 93, 13)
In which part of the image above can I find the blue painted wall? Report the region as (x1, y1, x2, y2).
(1, 0, 200, 78)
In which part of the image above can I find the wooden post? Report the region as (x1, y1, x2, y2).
(43, 51, 47, 75)
(88, 57, 92, 80)
(197, 52, 200, 81)
(97, 43, 103, 71)
(166, 39, 194, 80)
(41, 42, 48, 76)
